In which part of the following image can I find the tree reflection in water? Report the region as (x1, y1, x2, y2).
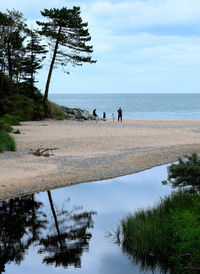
(0, 195, 46, 273)
(38, 191, 96, 268)
(122, 248, 171, 274)
(0, 191, 96, 272)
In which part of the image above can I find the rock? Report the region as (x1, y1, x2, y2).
(88, 114, 95, 120)
(80, 110, 90, 120)
(73, 109, 82, 119)
(61, 106, 74, 114)
(67, 114, 76, 119)
(60, 105, 94, 121)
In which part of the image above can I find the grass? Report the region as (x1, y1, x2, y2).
(119, 189, 200, 273)
(48, 101, 68, 120)
(0, 130, 16, 152)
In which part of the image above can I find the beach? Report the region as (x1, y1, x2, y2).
(1, 118, 200, 201)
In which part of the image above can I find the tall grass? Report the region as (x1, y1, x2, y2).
(0, 130, 16, 152)
(48, 101, 68, 120)
(119, 189, 200, 273)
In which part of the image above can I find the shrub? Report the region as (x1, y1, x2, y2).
(13, 129, 21, 134)
(0, 72, 45, 121)
(2, 114, 20, 125)
(0, 119, 13, 132)
(162, 153, 200, 192)
(0, 114, 21, 132)
(0, 130, 16, 152)
(48, 101, 67, 120)
(0, 92, 44, 121)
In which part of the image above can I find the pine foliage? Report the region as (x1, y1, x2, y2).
(36, 6, 96, 104)
(162, 153, 200, 191)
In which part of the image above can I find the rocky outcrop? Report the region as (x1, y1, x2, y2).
(61, 106, 94, 120)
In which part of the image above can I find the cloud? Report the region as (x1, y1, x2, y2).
(1, 0, 200, 93)
(86, 0, 200, 29)
(0, 0, 72, 18)
(92, 32, 200, 66)
(2, 0, 200, 26)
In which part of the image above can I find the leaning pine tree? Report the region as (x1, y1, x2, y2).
(36, 7, 96, 116)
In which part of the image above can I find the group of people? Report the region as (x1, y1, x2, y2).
(93, 107, 123, 123)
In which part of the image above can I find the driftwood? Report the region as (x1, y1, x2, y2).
(29, 148, 59, 157)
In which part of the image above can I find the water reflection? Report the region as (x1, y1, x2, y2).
(0, 195, 46, 273)
(38, 191, 96, 268)
(122, 246, 171, 274)
(0, 192, 96, 273)
(1, 165, 172, 274)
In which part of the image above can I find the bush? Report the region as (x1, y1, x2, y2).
(2, 114, 20, 125)
(162, 153, 200, 192)
(0, 119, 13, 132)
(0, 130, 16, 152)
(48, 101, 67, 120)
(0, 114, 21, 132)
(0, 72, 45, 121)
(0, 92, 44, 121)
(13, 129, 21, 134)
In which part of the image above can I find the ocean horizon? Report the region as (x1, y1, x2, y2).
(49, 93, 200, 120)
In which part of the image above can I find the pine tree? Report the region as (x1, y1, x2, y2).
(22, 29, 47, 95)
(36, 6, 96, 113)
(0, 10, 27, 82)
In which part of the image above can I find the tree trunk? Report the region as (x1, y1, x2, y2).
(30, 37, 34, 95)
(7, 42, 13, 80)
(47, 191, 64, 252)
(43, 26, 61, 104)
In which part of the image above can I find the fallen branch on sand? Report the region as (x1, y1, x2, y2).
(29, 148, 59, 157)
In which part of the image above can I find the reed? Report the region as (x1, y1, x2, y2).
(120, 189, 200, 273)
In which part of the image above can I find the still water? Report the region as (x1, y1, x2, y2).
(2, 165, 171, 274)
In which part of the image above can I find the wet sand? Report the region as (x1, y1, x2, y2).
(0, 119, 200, 201)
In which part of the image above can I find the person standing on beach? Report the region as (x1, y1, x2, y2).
(111, 113, 115, 122)
(93, 109, 99, 123)
(118, 107, 122, 122)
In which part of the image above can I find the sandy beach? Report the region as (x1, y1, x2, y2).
(0, 118, 200, 201)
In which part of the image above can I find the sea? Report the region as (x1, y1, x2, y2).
(49, 93, 200, 120)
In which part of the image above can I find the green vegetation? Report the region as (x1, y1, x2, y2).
(13, 129, 20, 134)
(120, 190, 200, 273)
(0, 114, 20, 132)
(48, 101, 68, 120)
(37, 7, 96, 112)
(118, 154, 200, 273)
(0, 7, 95, 151)
(162, 153, 200, 192)
(0, 7, 95, 119)
(0, 130, 16, 152)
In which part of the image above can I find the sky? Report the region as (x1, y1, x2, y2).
(1, 0, 200, 94)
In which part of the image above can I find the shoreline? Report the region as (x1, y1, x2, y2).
(1, 119, 200, 201)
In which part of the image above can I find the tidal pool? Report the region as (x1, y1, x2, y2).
(1, 164, 171, 274)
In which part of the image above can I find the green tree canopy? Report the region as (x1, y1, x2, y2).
(0, 9, 27, 82)
(21, 29, 47, 94)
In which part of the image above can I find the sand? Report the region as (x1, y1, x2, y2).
(0, 118, 200, 201)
